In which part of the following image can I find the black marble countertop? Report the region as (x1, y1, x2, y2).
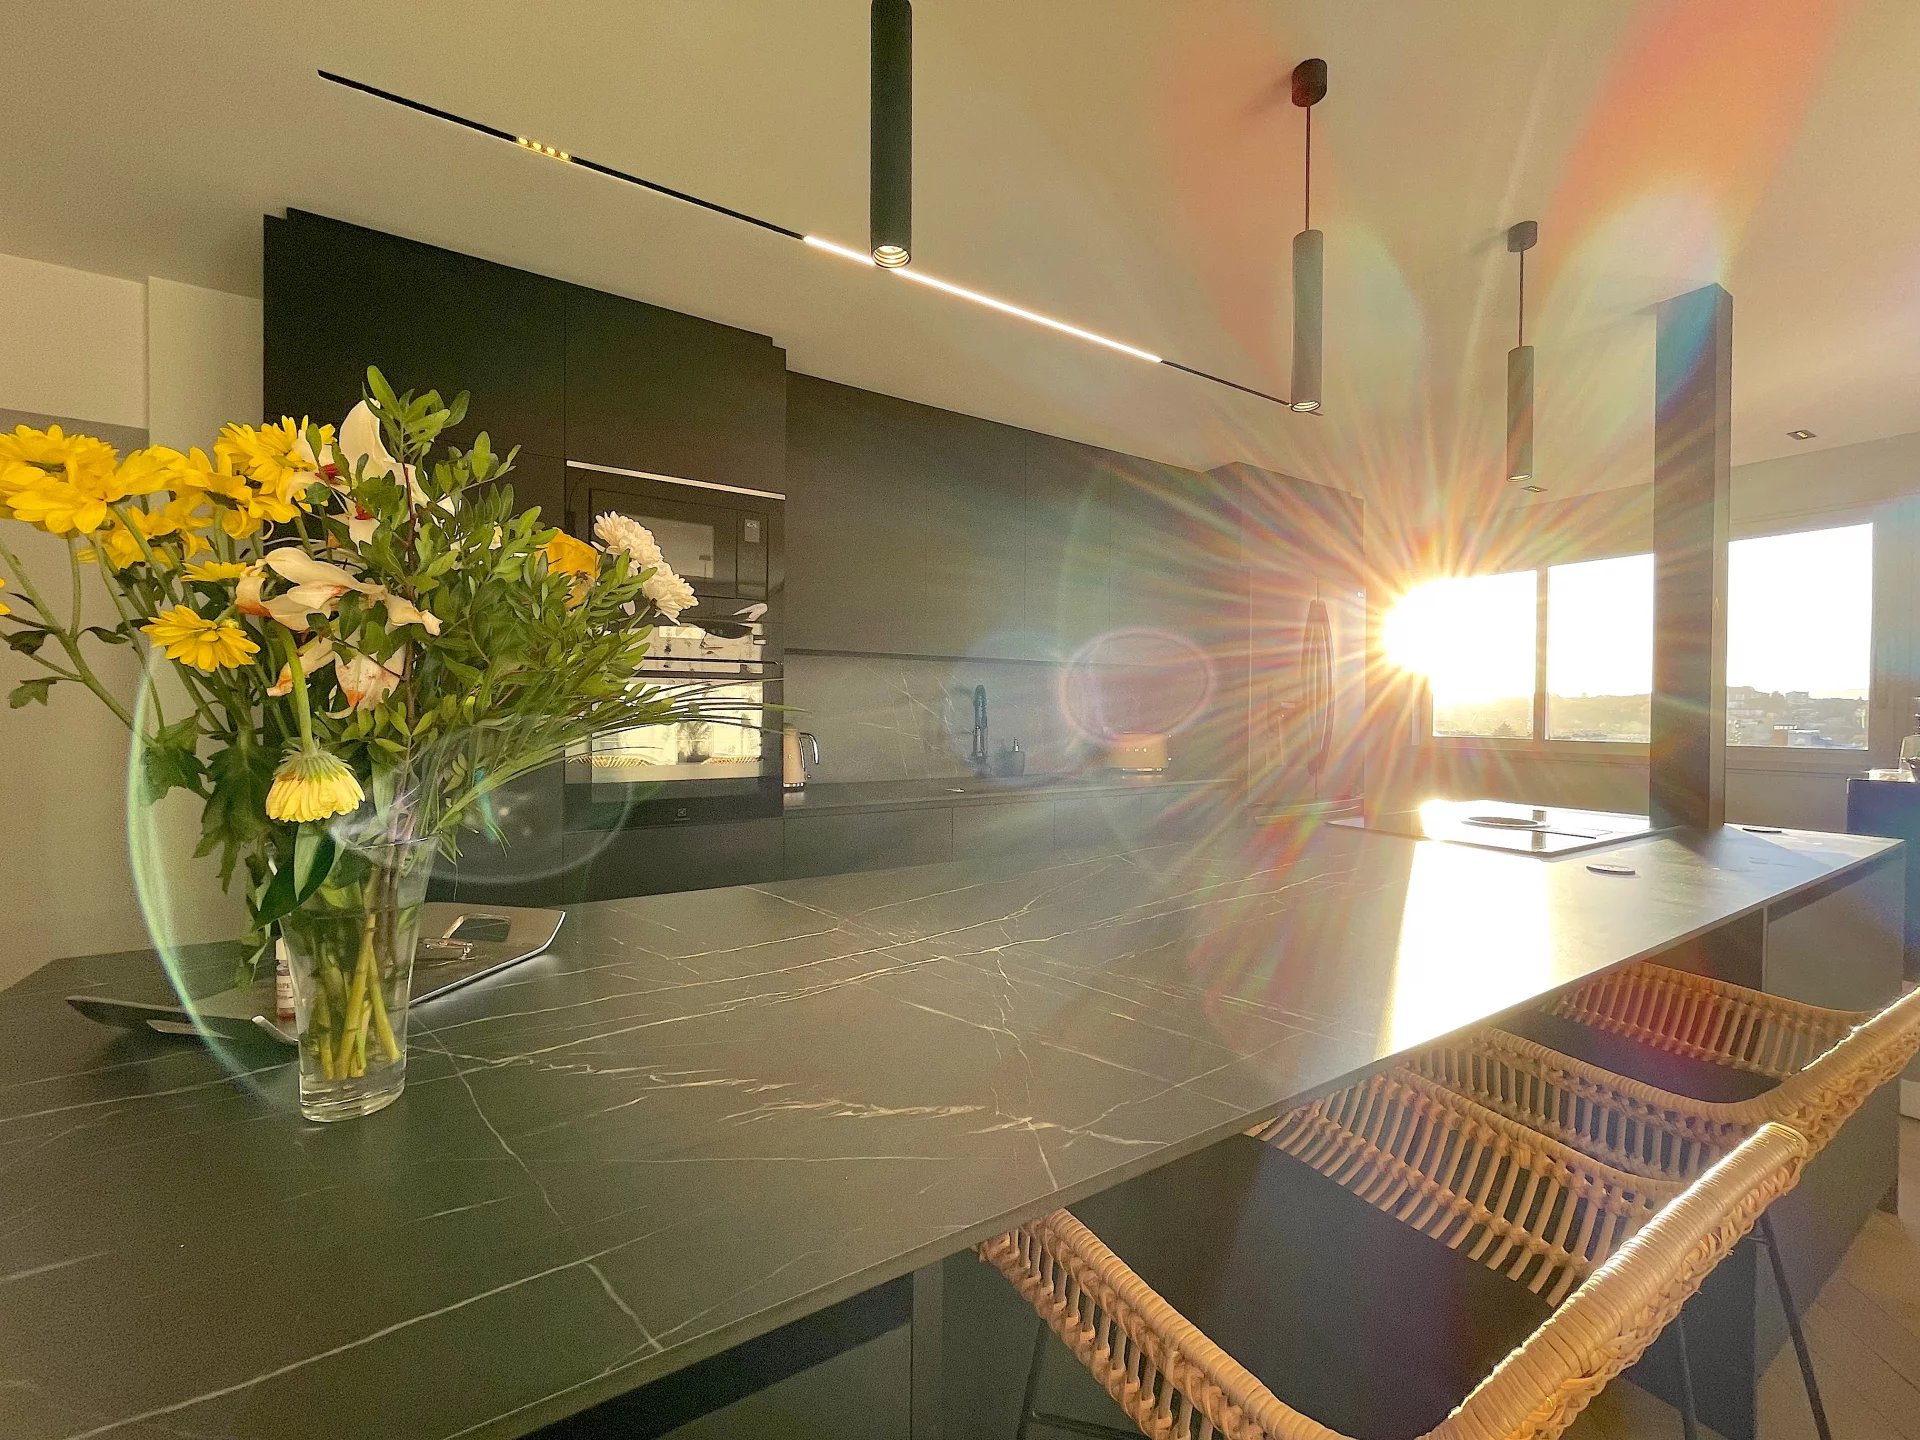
(781, 773, 1234, 815)
(0, 823, 1897, 1440)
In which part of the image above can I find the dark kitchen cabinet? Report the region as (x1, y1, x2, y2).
(264, 212, 568, 458)
(784, 809, 952, 878)
(433, 763, 580, 908)
(564, 286, 787, 491)
(569, 819, 786, 901)
(1022, 435, 1112, 658)
(951, 800, 1054, 859)
(785, 377, 1026, 659)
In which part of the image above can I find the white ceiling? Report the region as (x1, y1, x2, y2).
(7, 1, 1919, 514)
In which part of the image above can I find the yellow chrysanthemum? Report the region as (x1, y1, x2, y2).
(215, 418, 333, 495)
(183, 559, 249, 582)
(265, 744, 364, 823)
(0, 432, 175, 536)
(0, 578, 9, 617)
(0, 423, 118, 477)
(140, 605, 261, 672)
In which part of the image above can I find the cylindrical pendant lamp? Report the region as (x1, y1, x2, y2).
(1290, 58, 1328, 412)
(870, 0, 913, 267)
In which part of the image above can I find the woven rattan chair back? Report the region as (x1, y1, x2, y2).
(978, 1121, 1809, 1440)
(1253, 1068, 1681, 1306)
(1410, 966, 1920, 1179)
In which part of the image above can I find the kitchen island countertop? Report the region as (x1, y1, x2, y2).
(0, 822, 1899, 1440)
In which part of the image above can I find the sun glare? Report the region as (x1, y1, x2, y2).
(1383, 573, 1536, 702)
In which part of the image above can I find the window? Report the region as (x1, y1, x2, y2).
(1386, 520, 1873, 751)
(1384, 571, 1537, 739)
(1726, 523, 1872, 749)
(1547, 553, 1653, 742)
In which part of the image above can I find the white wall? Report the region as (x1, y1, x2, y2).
(0, 253, 259, 986)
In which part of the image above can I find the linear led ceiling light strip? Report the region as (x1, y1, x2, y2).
(317, 67, 1302, 411)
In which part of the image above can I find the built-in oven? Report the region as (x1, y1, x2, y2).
(563, 461, 785, 828)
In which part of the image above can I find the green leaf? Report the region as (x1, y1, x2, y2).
(83, 625, 133, 646)
(141, 717, 204, 801)
(4, 628, 51, 657)
(9, 677, 55, 708)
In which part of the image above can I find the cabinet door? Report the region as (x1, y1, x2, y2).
(784, 810, 952, 878)
(265, 212, 567, 456)
(570, 819, 785, 901)
(785, 377, 1024, 658)
(436, 762, 578, 908)
(564, 286, 786, 492)
(912, 407, 1027, 659)
(785, 377, 923, 652)
(951, 802, 1054, 859)
(1023, 435, 1112, 659)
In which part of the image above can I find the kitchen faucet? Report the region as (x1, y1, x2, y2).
(971, 685, 988, 772)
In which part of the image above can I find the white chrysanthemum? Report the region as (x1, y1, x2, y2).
(593, 512, 664, 569)
(642, 567, 697, 621)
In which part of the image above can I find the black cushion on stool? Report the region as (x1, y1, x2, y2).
(1498, 1009, 1780, 1104)
(1068, 1134, 1552, 1440)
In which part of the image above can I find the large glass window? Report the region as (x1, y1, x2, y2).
(1546, 553, 1653, 742)
(1726, 523, 1872, 748)
(1385, 571, 1538, 739)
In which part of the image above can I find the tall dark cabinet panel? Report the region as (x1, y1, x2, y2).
(564, 286, 787, 490)
(785, 376, 1025, 658)
(1022, 434, 1113, 658)
(263, 211, 568, 460)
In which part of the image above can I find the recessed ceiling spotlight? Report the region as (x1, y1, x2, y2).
(1788, 428, 1816, 440)
(1523, 484, 1546, 493)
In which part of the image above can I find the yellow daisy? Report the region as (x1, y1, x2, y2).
(183, 559, 250, 583)
(140, 606, 260, 672)
(266, 744, 364, 823)
(0, 578, 9, 616)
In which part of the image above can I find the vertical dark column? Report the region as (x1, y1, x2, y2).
(1650, 283, 1733, 830)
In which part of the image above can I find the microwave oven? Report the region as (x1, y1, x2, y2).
(565, 460, 783, 604)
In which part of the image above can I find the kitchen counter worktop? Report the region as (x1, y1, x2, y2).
(0, 823, 1898, 1440)
(781, 773, 1235, 815)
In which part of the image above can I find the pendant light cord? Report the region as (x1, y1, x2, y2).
(1517, 246, 1526, 347)
(1304, 105, 1313, 232)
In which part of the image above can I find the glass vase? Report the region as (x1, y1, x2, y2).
(278, 837, 440, 1122)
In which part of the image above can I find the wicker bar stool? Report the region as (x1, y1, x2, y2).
(1407, 964, 1920, 1440)
(979, 1068, 1807, 1440)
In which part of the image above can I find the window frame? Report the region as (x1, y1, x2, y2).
(1408, 510, 1886, 768)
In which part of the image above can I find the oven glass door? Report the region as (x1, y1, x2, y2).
(570, 680, 768, 788)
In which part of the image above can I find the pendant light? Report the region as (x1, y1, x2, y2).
(1506, 219, 1538, 486)
(1290, 58, 1328, 413)
(870, 0, 913, 267)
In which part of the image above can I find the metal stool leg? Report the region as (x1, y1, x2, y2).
(1013, 1320, 1046, 1440)
(1672, 1312, 1701, 1440)
(1015, 1315, 1143, 1439)
(1759, 1212, 1834, 1440)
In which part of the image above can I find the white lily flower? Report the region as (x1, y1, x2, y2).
(338, 402, 401, 482)
(267, 636, 337, 697)
(340, 498, 379, 545)
(259, 547, 441, 635)
(335, 650, 405, 711)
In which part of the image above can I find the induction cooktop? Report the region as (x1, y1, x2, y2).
(1335, 799, 1661, 856)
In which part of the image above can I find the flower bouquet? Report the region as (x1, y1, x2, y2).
(0, 367, 717, 1119)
